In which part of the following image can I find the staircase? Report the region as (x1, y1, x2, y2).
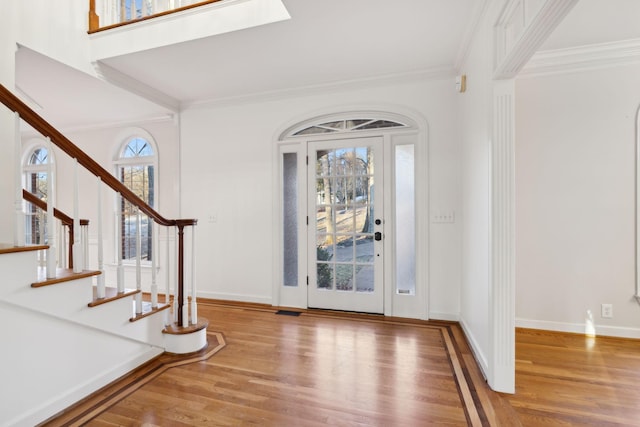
(0, 83, 208, 426)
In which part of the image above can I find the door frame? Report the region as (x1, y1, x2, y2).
(273, 110, 429, 319)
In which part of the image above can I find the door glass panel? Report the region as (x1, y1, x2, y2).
(335, 235, 354, 262)
(355, 264, 374, 292)
(314, 144, 376, 293)
(335, 264, 354, 291)
(317, 261, 333, 289)
(395, 144, 416, 295)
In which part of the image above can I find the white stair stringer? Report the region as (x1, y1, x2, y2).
(0, 299, 164, 427)
(3, 276, 165, 347)
(0, 249, 169, 426)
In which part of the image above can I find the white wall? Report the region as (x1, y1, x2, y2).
(15, 0, 94, 76)
(0, 2, 17, 243)
(458, 6, 493, 373)
(516, 63, 640, 338)
(180, 79, 462, 318)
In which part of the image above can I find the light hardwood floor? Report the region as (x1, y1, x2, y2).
(41, 301, 640, 426)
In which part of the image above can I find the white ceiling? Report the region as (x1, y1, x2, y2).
(100, 0, 476, 106)
(14, 0, 640, 131)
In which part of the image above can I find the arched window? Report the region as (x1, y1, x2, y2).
(23, 144, 51, 244)
(115, 136, 156, 262)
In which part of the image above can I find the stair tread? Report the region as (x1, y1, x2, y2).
(32, 267, 101, 288)
(163, 317, 209, 335)
(130, 301, 171, 322)
(88, 287, 140, 307)
(0, 243, 48, 255)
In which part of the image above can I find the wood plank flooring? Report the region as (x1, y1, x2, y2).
(40, 301, 640, 426)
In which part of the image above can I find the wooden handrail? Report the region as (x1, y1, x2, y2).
(23, 189, 89, 227)
(0, 84, 196, 228)
(22, 189, 88, 269)
(88, 0, 224, 34)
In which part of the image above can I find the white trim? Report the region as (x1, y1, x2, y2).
(520, 38, 640, 78)
(454, 0, 490, 72)
(493, 0, 579, 79)
(197, 290, 272, 305)
(183, 67, 456, 111)
(516, 318, 640, 340)
(272, 107, 429, 319)
(460, 316, 489, 380)
(93, 62, 180, 112)
(19, 114, 175, 138)
(489, 79, 516, 393)
(636, 104, 640, 303)
(429, 312, 460, 322)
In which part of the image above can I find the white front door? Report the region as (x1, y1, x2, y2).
(307, 137, 384, 313)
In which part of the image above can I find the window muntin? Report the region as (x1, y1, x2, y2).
(116, 137, 156, 262)
(292, 118, 406, 137)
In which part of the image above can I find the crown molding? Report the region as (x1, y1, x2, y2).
(519, 38, 640, 78)
(182, 66, 457, 110)
(454, 0, 490, 72)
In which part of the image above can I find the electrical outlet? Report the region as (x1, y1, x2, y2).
(601, 303, 613, 319)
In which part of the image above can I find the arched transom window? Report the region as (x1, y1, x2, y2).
(291, 118, 406, 137)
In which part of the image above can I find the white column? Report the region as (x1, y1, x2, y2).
(72, 158, 82, 273)
(96, 177, 106, 298)
(116, 193, 124, 293)
(13, 112, 25, 247)
(46, 139, 57, 278)
(489, 79, 516, 394)
(135, 208, 143, 314)
(190, 225, 197, 323)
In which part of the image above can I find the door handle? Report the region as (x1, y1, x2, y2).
(374, 232, 382, 241)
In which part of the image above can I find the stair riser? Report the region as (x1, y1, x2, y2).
(0, 251, 39, 296)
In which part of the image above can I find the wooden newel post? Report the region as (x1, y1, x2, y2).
(177, 224, 185, 326)
(88, 0, 100, 32)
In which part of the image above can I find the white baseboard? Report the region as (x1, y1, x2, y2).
(429, 311, 460, 322)
(516, 317, 640, 339)
(459, 316, 488, 380)
(197, 290, 272, 305)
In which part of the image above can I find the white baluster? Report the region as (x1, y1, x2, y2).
(190, 225, 197, 324)
(72, 158, 82, 273)
(46, 139, 57, 278)
(14, 112, 25, 247)
(151, 220, 158, 308)
(83, 225, 89, 270)
(135, 208, 143, 314)
(38, 210, 45, 268)
(96, 178, 106, 299)
(60, 223, 67, 268)
(116, 194, 124, 293)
